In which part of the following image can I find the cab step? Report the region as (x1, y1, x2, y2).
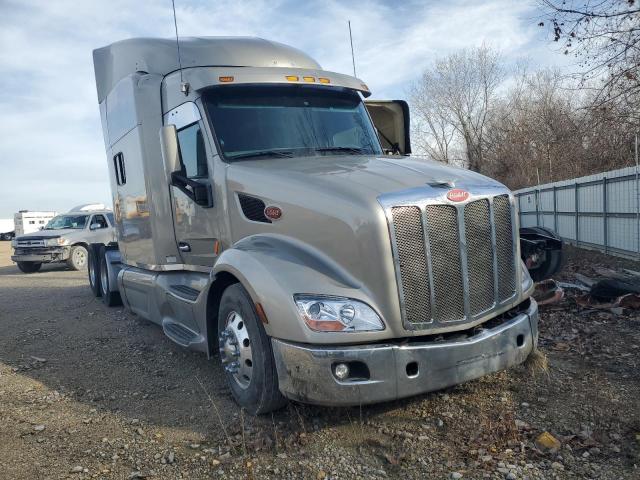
(162, 320, 204, 347)
(169, 284, 200, 302)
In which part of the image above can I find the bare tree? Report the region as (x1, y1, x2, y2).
(409, 46, 503, 171)
(538, 0, 640, 109)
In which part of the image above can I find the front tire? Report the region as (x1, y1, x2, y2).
(217, 284, 286, 415)
(17, 261, 42, 273)
(67, 245, 88, 271)
(99, 247, 122, 307)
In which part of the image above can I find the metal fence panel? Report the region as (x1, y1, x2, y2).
(514, 166, 640, 259)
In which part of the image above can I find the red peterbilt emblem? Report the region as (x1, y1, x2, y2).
(264, 205, 282, 220)
(446, 189, 470, 202)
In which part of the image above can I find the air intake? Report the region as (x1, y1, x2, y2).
(237, 193, 271, 223)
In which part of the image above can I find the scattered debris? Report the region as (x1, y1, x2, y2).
(534, 431, 561, 453)
(590, 279, 640, 302)
(557, 281, 590, 292)
(533, 279, 565, 305)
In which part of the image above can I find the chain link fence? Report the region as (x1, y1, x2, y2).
(514, 166, 640, 260)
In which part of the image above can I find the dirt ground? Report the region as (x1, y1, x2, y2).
(0, 241, 638, 480)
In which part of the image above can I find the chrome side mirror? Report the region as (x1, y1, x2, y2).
(159, 125, 181, 176)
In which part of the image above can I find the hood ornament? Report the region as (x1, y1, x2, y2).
(428, 180, 455, 189)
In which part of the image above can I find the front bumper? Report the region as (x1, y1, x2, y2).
(272, 298, 538, 406)
(11, 247, 70, 263)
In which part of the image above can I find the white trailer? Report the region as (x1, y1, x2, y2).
(14, 211, 57, 236)
(0, 219, 15, 240)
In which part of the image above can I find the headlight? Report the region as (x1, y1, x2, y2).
(294, 295, 385, 332)
(45, 237, 67, 247)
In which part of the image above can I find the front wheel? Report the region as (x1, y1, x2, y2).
(217, 284, 286, 415)
(67, 245, 88, 271)
(17, 261, 42, 273)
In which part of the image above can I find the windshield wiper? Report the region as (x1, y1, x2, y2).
(314, 146, 367, 155)
(228, 150, 294, 161)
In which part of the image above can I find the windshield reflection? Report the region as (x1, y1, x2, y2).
(204, 85, 382, 161)
(44, 215, 88, 230)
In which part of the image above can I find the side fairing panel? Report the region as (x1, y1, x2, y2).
(100, 73, 180, 267)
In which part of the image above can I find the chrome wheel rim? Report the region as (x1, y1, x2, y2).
(219, 311, 253, 389)
(74, 247, 87, 268)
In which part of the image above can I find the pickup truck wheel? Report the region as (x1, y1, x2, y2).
(17, 261, 42, 273)
(88, 246, 102, 297)
(218, 284, 287, 415)
(99, 248, 122, 307)
(67, 245, 88, 271)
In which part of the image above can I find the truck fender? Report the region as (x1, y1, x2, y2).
(206, 234, 372, 348)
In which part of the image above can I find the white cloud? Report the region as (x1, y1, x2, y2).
(0, 0, 571, 217)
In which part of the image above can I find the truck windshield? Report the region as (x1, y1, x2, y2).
(204, 85, 382, 160)
(44, 215, 88, 230)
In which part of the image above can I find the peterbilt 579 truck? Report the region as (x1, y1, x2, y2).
(89, 37, 539, 414)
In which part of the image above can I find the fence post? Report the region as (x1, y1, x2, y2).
(575, 182, 579, 247)
(603, 177, 608, 254)
(553, 186, 558, 233)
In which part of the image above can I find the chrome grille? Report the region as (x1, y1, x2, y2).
(426, 205, 464, 322)
(16, 239, 45, 248)
(464, 200, 495, 315)
(391, 207, 430, 324)
(494, 195, 516, 301)
(387, 194, 518, 329)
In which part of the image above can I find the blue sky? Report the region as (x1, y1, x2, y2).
(0, 0, 573, 218)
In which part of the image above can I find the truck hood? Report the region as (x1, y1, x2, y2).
(16, 229, 80, 240)
(227, 154, 504, 201)
(225, 154, 516, 339)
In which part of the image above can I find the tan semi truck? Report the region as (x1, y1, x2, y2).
(89, 37, 539, 414)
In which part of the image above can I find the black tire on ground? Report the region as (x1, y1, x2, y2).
(528, 227, 564, 282)
(88, 245, 102, 298)
(66, 245, 89, 271)
(17, 261, 42, 274)
(99, 246, 122, 307)
(217, 283, 287, 415)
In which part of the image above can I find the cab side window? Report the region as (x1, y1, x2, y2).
(177, 122, 208, 179)
(91, 214, 109, 229)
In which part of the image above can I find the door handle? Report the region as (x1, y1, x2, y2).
(178, 242, 191, 252)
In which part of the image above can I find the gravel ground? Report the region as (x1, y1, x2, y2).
(0, 241, 638, 479)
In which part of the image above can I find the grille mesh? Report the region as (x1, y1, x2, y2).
(464, 200, 495, 314)
(389, 193, 518, 329)
(494, 195, 516, 301)
(391, 207, 431, 324)
(426, 205, 465, 322)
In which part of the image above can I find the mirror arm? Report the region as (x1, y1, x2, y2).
(171, 172, 214, 208)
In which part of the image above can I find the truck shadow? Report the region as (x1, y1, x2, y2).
(0, 264, 76, 275)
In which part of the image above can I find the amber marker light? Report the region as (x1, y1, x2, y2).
(285, 75, 299, 81)
(303, 76, 315, 83)
(255, 303, 269, 324)
(218, 76, 234, 82)
(318, 77, 331, 84)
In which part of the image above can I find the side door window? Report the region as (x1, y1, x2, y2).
(90, 214, 109, 230)
(177, 122, 208, 179)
